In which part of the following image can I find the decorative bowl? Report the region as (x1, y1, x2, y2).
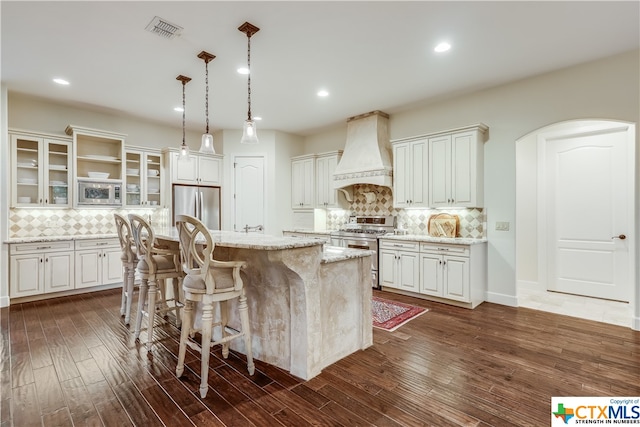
(88, 172, 110, 179)
(126, 168, 139, 175)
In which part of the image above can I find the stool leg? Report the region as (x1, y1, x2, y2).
(199, 299, 214, 398)
(134, 278, 148, 340)
(219, 300, 229, 359)
(238, 293, 255, 375)
(173, 276, 182, 328)
(176, 299, 193, 378)
(146, 278, 158, 350)
(124, 265, 136, 325)
(120, 265, 128, 317)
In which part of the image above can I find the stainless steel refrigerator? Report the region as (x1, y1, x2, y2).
(172, 184, 221, 230)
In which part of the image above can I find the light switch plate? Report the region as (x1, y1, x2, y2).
(495, 221, 510, 231)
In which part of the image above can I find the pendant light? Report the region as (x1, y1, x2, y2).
(176, 75, 192, 159)
(197, 50, 216, 154)
(238, 21, 260, 144)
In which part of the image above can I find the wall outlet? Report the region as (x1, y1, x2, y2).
(495, 221, 510, 231)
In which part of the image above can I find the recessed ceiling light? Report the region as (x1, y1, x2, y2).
(237, 67, 249, 75)
(434, 42, 451, 53)
(317, 90, 329, 97)
(53, 78, 69, 85)
(174, 107, 184, 112)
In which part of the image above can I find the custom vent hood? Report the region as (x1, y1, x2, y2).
(333, 110, 392, 200)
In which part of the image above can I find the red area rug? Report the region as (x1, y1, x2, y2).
(372, 297, 427, 332)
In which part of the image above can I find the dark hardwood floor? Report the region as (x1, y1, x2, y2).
(1, 288, 639, 426)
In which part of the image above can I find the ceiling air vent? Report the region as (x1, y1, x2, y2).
(145, 16, 183, 39)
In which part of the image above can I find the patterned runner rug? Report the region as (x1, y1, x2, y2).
(372, 297, 427, 332)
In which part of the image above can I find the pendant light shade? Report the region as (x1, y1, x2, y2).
(197, 50, 216, 154)
(176, 75, 192, 160)
(238, 22, 260, 144)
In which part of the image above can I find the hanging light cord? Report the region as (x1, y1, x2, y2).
(246, 34, 252, 121)
(204, 60, 210, 133)
(182, 80, 186, 145)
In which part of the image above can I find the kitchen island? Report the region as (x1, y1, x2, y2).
(154, 228, 373, 380)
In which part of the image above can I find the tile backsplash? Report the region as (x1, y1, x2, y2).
(327, 184, 485, 238)
(8, 208, 169, 238)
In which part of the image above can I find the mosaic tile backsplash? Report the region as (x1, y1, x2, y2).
(327, 184, 485, 238)
(8, 208, 169, 238)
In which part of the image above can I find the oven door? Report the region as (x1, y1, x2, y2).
(344, 237, 378, 287)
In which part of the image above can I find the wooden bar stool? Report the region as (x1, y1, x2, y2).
(113, 213, 138, 325)
(174, 214, 254, 398)
(128, 214, 184, 350)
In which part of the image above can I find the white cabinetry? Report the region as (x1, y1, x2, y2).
(125, 148, 163, 207)
(392, 138, 428, 208)
(315, 151, 346, 208)
(75, 238, 123, 289)
(9, 241, 75, 298)
(420, 242, 486, 308)
(10, 131, 72, 208)
(166, 150, 223, 186)
(379, 240, 420, 292)
(291, 155, 315, 209)
(428, 125, 487, 208)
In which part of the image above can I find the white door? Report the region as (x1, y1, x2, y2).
(234, 156, 265, 233)
(544, 123, 634, 301)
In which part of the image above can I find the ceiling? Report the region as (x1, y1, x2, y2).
(2, 1, 638, 136)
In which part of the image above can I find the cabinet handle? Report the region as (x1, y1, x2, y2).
(40, 258, 43, 263)
(438, 248, 450, 251)
(39, 198, 43, 203)
(443, 260, 446, 265)
(45, 258, 48, 262)
(37, 246, 52, 250)
(612, 234, 626, 240)
(96, 242, 109, 246)
(439, 260, 442, 265)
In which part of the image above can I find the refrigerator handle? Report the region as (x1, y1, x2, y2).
(199, 191, 203, 219)
(194, 191, 199, 219)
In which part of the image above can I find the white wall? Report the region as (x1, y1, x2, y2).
(302, 49, 640, 306)
(1, 85, 9, 307)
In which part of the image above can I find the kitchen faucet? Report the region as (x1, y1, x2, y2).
(244, 224, 264, 233)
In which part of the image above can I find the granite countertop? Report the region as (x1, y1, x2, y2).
(153, 228, 325, 251)
(282, 229, 333, 235)
(379, 234, 487, 245)
(5, 233, 118, 244)
(321, 245, 373, 264)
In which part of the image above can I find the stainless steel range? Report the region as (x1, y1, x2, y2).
(330, 215, 395, 288)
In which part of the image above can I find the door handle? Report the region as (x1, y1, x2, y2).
(612, 234, 626, 240)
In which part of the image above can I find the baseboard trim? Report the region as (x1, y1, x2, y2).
(633, 315, 640, 331)
(485, 291, 518, 307)
(0, 295, 9, 308)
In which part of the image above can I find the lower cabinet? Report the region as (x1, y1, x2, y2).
(10, 240, 75, 298)
(75, 238, 123, 289)
(379, 238, 487, 308)
(379, 240, 420, 293)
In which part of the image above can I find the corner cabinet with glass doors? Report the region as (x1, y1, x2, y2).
(10, 130, 72, 208)
(125, 147, 163, 208)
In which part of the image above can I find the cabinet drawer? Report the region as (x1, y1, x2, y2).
(379, 240, 419, 251)
(75, 238, 120, 250)
(10, 240, 74, 254)
(420, 243, 469, 257)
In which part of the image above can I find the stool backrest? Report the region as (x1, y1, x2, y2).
(114, 213, 137, 262)
(128, 214, 156, 271)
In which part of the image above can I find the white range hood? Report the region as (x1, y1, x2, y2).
(333, 110, 392, 199)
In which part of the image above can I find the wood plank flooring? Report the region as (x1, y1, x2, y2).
(1, 288, 639, 426)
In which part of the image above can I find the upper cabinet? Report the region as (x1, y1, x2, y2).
(125, 147, 163, 208)
(291, 154, 315, 209)
(315, 151, 347, 209)
(428, 125, 487, 208)
(392, 137, 428, 208)
(66, 125, 126, 184)
(10, 131, 72, 208)
(392, 123, 488, 208)
(165, 149, 223, 186)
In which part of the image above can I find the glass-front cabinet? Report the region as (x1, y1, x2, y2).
(11, 131, 72, 207)
(125, 147, 162, 207)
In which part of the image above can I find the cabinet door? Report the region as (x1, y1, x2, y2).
(10, 254, 43, 297)
(172, 152, 198, 184)
(45, 139, 72, 207)
(44, 251, 74, 293)
(451, 131, 476, 207)
(291, 158, 314, 209)
(198, 156, 222, 185)
(12, 134, 44, 207)
(443, 255, 470, 302)
(409, 139, 428, 207)
(379, 250, 398, 288)
(102, 248, 124, 285)
(145, 152, 162, 207)
(75, 250, 102, 289)
(398, 251, 420, 292)
(393, 142, 411, 208)
(429, 135, 452, 207)
(125, 150, 144, 207)
(420, 254, 442, 296)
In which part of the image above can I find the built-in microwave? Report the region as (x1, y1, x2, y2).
(77, 180, 122, 206)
